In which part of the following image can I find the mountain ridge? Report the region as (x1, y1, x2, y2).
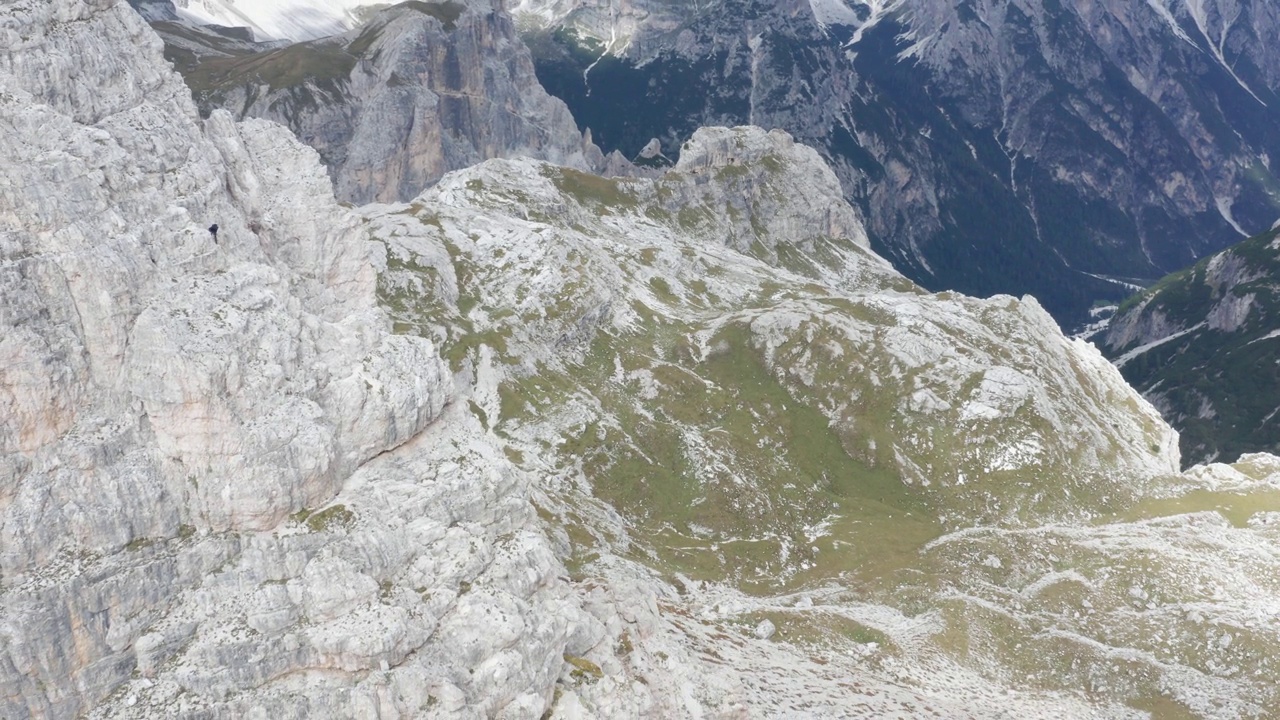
(518, 0, 1280, 327)
(146, 0, 615, 205)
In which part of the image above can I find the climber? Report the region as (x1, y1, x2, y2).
(208, 223, 219, 242)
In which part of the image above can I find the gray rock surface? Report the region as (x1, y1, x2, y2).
(354, 126, 1280, 716)
(126, 0, 178, 21)
(157, 0, 608, 205)
(1, 0, 448, 715)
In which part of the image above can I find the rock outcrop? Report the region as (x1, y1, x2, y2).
(352, 124, 1280, 716)
(153, 0, 607, 205)
(1, 0, 450, 715)
(126, 0, 178, 21)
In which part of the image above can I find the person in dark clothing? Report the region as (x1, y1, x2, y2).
(208, 223, 219, 242)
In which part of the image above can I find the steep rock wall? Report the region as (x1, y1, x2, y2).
(161, 0, 607, 205)
(0, 0, 450, 715)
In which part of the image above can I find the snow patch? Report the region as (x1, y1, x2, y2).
(844, 0, 907, 47)
(176, 0, 387, 41)
(808, 0, 861, 28)
(1216, 196, 1250, 237)
(1247, 329, 1280, 346)
(1113, 322, 1207, 368)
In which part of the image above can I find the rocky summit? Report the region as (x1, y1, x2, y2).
(7, 1, 1280, 719)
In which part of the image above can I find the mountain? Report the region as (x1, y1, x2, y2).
(166, 0, 383, 41)
(1101, 223, 1280, 465)
(516, 0, 1280, 328)
(10, 1, 1280, 717)
(148, 0, 609, 205)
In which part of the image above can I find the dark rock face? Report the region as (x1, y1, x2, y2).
(152, 0, 603, 205)
(523, 0, 1280, 327)
(1101, 224, 1280, 466)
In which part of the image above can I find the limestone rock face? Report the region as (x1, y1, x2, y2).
(160, 0, 607, 205)
(663, 126, 869, 256)
(9, 2, 1280, 717)
(126, 0, 179, 21)
(1, 0, 449, 715)
(354, 131, 1280, 715)
(378, 127, 1180, 535)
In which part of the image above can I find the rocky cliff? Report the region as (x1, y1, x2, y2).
(1102, 225, 1280, 465)
(0, 0, 451, 714)
(9, 2, 1280, 718)
(519, 0, 1280, 328)
(153, 0, 607, 205)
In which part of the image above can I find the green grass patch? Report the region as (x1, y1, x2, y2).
(1109, 487, 1280, 528)
(545, 318, 938, 592)
(444, 328, 510, 373)
(647, 277, 678, 304)
(125, 537, 155, 552)
(185, 40, 356, 93)
(563, 654, 603, 680)
(306, 504, 355, 532)
(543, 167, 639, 213)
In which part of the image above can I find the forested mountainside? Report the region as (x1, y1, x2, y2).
(519, 0, 1280, 327)
(1103, 224, 1280, 466)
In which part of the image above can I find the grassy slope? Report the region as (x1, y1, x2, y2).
(366, 155, 1280, 714)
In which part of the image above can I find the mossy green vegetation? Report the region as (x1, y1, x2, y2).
(369, 175, 1111, 589)
(1111, 487, 1280, 528)
(732, 610, 894, 651)
(563, 654, 603, 681)
(185, 40, 356, 94)
(378, 249, 449, 339)
(355, 157, 1253, 709)
(492, 307, 945, 593)
(543, 167, 639, 213)
(125, 536, 155, 552)
(304, 505, 355, 532)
